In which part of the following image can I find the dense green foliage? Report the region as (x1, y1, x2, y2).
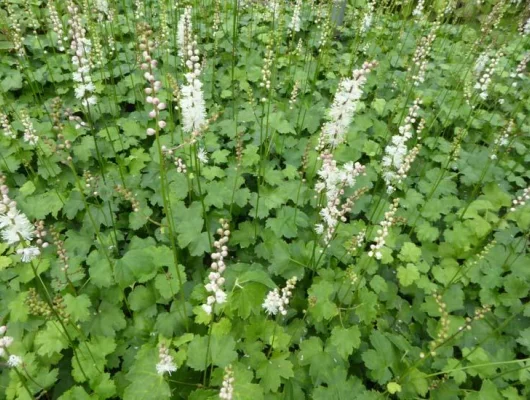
(1, 0, 530, 399)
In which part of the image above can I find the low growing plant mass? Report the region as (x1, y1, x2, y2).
(0, 0, 530, 399)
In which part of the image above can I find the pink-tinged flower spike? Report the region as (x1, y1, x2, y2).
(368, 198, 400, 260)
(156, 342, 177, 376)
(262, 277, 297, 316)
(219, 365, 235, 400)
(202, 219, 231, 315)
(49, 0, 66, 51)
(20, 110, 38, 146)
(317, 61, 377, 151)
(0, 113, 16, 139)
(139, 24, 166, 136)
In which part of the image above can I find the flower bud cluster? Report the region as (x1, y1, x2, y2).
(315, 151, 366, 244)
(202, 219, 231, 315)
(289, 81, 300, 110)
(382, 99, 423, 193)
(345, 265, 359, 284)
(21, 111, 38, 146)
(49, 1, 66, 51)
(156, 342, 177, 375)
(260, 44, 274, 99)
(0, 326, 21, 368)
(115, 185, 140, 212)
(50, 227, 70, 271)
(26, 288, 70, 323)
(139, 25, 167, 136)
(347, 230, 366, 255)
(368, 198, 400, 260)
(0, 177, 34, 246)
(0, 113, 15, 139)
(457, 304, 491, 333)
(177, 6, 193, 58)
(318, 61, 377, 150)
(428, 293, 450, 356)
(490, 120, 515, 160)
(6, 5, 25, 57)
(521, 16, 530, 36)
(409, 23, 438, 86)
(219, 365, 235, 400)
(65, 108, 88, 130)
(262, 276, 297, 316)
(474, 50, 503, 100)
(511, 52, 529, 87)
(510, 186, 530, 212)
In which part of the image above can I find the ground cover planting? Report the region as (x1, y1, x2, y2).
(0, 0, 530, 399)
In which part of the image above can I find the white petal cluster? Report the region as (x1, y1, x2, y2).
(21, 111, 38, 146)
(262, 277, 297, 316)
(412, 0, 425, 18)
(219, 365, 235, 400)
(197, 147, 209, 164)
(360, 0, 375, 35)
(315, 151, 366, 243)
(202, 219, 231, 315)
(473, 51, 503, 100)
(382, 99, 423, 194)
(1, 113, 15, 139)
(289, 0, 302, 33)
(17, 247, 41, 263)
(318, 61, 376, 150)
(179, 8, 206, 135)
(155, 343, 177, 376)
(177, 7, 192, 58)
(510, 186, 530, 212)
(0, 181, 34, 246)
(67, 1, 97, 107)
(0, 326, 21, 368)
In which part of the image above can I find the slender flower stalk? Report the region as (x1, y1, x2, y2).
(382, 99, 423, 194)
(368, 198, 400, 260)
(289, 0, 302, 33)
(67, 1, 97, 107)
(202, 219, 231, 315)
(179, 8, 206, 136)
